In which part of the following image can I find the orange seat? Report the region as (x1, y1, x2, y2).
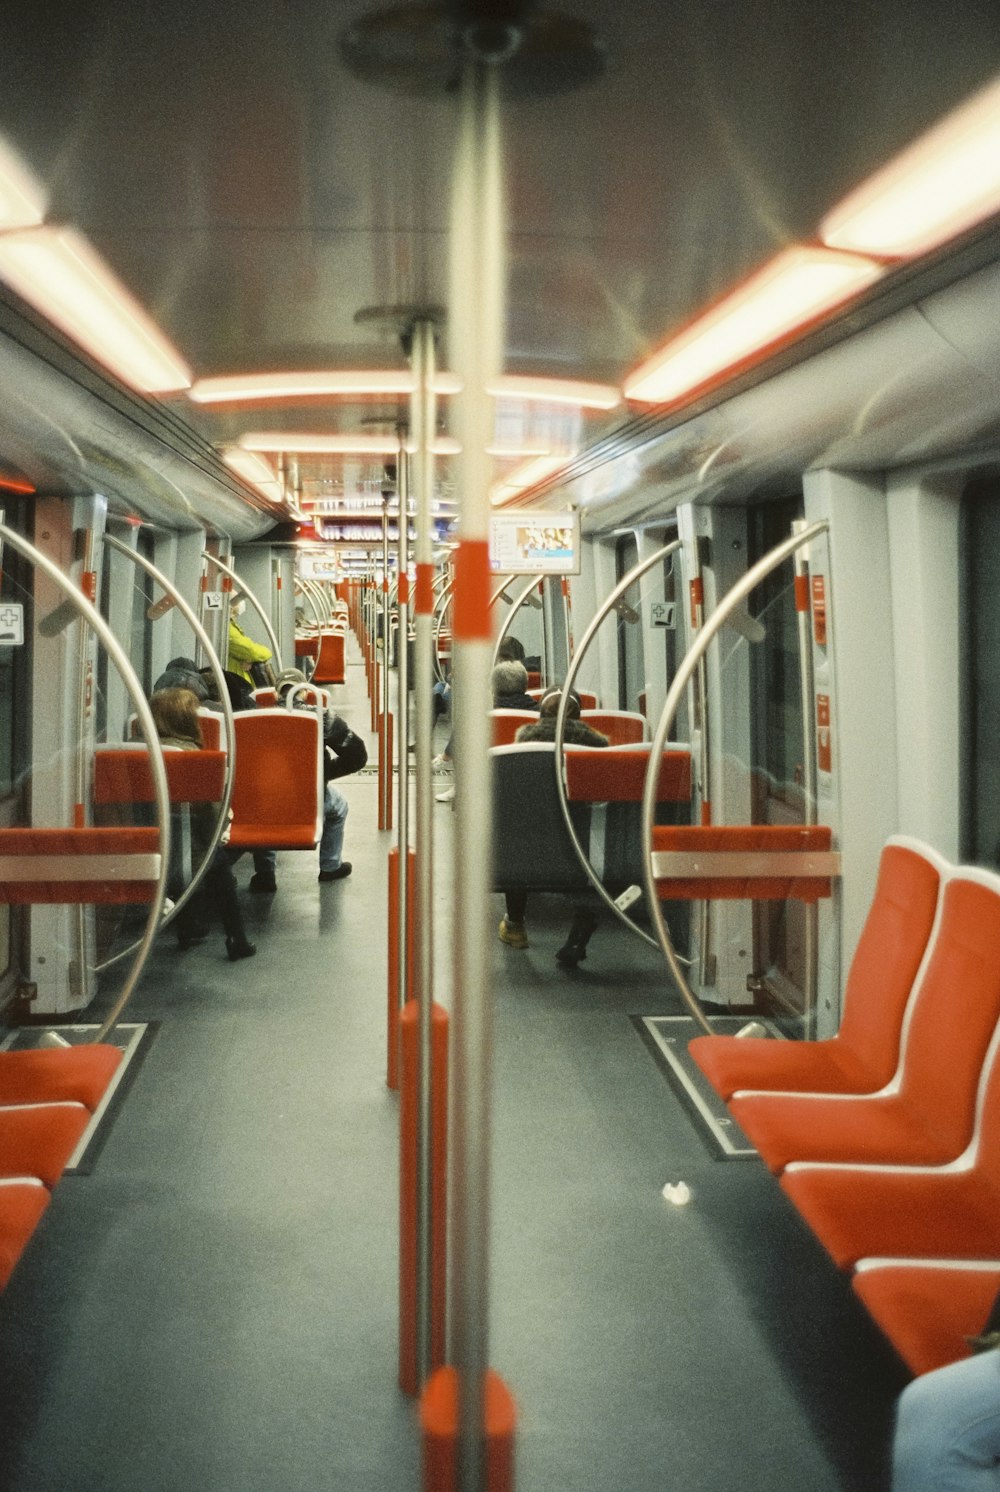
(780, 871, 1000, 1268)
(490, 709, 538, 747)
(0, 1103, 91, 1186)
(0, 1045, 124, 1111)
(0, 1178, 50, 1289)
(690, 840, 944, 1102)
(579, 710, 646, 745)
(295, 635, 319, 658)
(93, 747, 227, 806)
(731, 865, 1000, 1172)
(228, 707, 323, 850)
(564, 745, 692, 805)
(852, 1259, 1000, 1376)
(311, 630, 346, 685)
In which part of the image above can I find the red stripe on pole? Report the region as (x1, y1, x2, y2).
(453, 540, 492, 641)
(795, 574, 809, 612)
(398, 573, 410, 605)
(415, 563, 435, 615)
(399, 999, 449, 1396)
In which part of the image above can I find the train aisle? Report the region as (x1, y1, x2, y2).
(0, 642, 903, 1490)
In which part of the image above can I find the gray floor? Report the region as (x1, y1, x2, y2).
(0, 652, 905, 1490)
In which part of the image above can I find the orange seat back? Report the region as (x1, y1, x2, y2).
(490, 710, 537, 747)
(312, 631, 346, 684)
(579, 711, 646, 745)
(228, 708, 322, 849)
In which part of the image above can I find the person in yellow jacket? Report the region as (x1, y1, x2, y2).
(227, 598, 272, 684)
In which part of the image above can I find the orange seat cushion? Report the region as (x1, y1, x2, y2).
(0, 1181, 49, 1288)
(0, 1045, 123, 1112)
(0, 1104, 91, 1186)
(853, 1265, 1000, 1376)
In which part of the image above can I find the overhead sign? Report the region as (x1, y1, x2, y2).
(489, 510, 580, 575)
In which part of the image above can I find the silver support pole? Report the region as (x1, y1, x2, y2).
(640, 520, 830, 1036)
(411, 316, 438, 1384)
(397, 428, 411, 1022)
(793, 520, 820, 1028)
(201, 550, 283, 671)
(0, 522, 172, 1042)
(381, 498, 392, 828)
(450, 56, 504, 1490)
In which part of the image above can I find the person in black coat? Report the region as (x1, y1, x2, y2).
(499, 689, 608, 966)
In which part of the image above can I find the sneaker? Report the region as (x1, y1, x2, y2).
(432, 754, 452, 770)
(318, 862, 352, 882)
(249, 873, 277, 894)
(498, 917, 528, 950)
(435, 785, 456, 803)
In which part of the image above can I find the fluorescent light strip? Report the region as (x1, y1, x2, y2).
(821, 76, 1000, 258)
(221, 447, 284, 501)
(489, 454, 570, 506)
(623, 246, 883, 406)
(488, 374, 621, 410)
(190, 370, 463, 402)
(0, 226, 191, 393)
(240, 431, 461, 457)
(0, 137, 47, 230)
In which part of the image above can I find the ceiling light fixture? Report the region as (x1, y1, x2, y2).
(240, 431, 462, 457)
(0, 137, 47, 230)
(190, 370, 462, 403)
(489, 453, 570, 507)
(0, 225, 191, 393)
(488, 374, 621, 409)
(623, 246, 883, 406)
(221, 447, 284, 501)
(821, 76, 1000, 258)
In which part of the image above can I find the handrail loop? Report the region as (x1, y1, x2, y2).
(95, 534, 236, 972)
(0, 521, 172, 1042)
(551, 541, 684, 950)
(640, 519, 830, 1034)
(202, 549, 283, 672)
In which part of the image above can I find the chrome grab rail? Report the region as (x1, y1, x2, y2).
(0, 521, 172, 1041)
(640, 520, 831, 1034)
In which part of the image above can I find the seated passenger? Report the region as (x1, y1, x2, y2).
(273, 667, 368, 883)
(892, 1346, 1000, 1489)
(148, 687, 256, 962)
(499, 690, 608, 967)
(492, 659, 539, 713)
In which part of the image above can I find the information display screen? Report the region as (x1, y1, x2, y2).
(488, 510, 580, 575)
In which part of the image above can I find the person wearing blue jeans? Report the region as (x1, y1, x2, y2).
(893, 1351, 1000, 1489)
(318, 782, 350, 882)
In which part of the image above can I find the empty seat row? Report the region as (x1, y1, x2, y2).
(0, 1043, 124, 1288)
(688, 837, 1000, 1376)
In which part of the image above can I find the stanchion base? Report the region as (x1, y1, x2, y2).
(421, 1366, 516, 1490)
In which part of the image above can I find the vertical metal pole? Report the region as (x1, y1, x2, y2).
(382, 498, 392, 829)
(793, 520, 819, 1026)
(450, 57, 504, 1491)
(412, 317, 438, 1383)
(397, 428, 411, 1009)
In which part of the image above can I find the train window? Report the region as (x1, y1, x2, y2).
(746, 494, 808, 1013)
(960, 477, 1000, 869)
(0, 497, 34, 995)
(614, 533, 644, 712)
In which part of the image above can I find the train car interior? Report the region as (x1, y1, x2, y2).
(0, 3, 998, 1489)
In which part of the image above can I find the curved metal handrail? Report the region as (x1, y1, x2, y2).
(204, 550, 282, 671)
(295, 578, 324, 629)
(492, 574, 543, 667)
(640, 520, 830, 1034)
(94, 533, 236, 972)
(0, 521, 172, 1041)
(551, 540, 684, 949)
